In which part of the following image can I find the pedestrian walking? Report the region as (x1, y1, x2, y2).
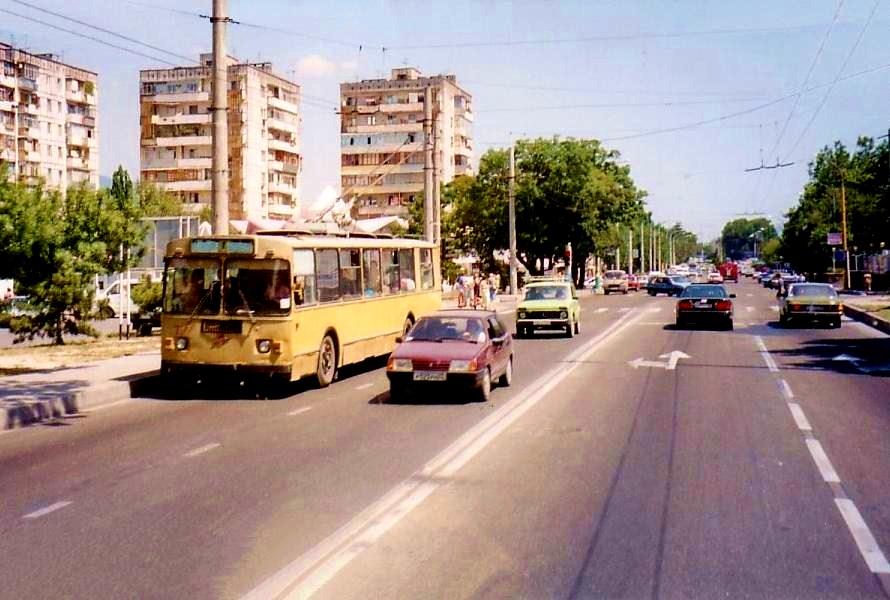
(480, 277, 490, 310)
(456, 276, 466, 308)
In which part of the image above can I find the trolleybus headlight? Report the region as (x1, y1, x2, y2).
(175, 337, 189, 351)
(256, 339, 272, 354)
(387, 358, 413, 372)
(518, 311, 526, 319)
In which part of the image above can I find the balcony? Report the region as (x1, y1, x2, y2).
(24, 150, 41, 163)
(0, 100, 15, 112)
(0, 73, 15, 88)
(147, 91, 210, 104)
(341, 141, 423, 155)
(343, 122, 423, 134)
(151, 113, 212, 126)
(161, 179, 212, 192)
(268, 96, 299, 114)
(153, 135, 212, 147)
(67, 134, 90, 147)
(342, 163, 423, 176)
(18, 78, 37, 91)
(0, 148, 14, 161)
(20, 103, 40, 115)
(66, 89, 96, 105)
(454, 163, 473, 177)
(142, 156, 212, 170)
(269, 180, 297, 195)
(19, 126, 39, 139)
(268, 203, 295, 217)
(67, 112, 96, 126)
(268, 138, 299, 154)
(350, 182, 422, 195)
(379, 102, 423, 114)
(267, 117, 298, 134)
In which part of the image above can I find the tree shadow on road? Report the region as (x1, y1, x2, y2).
(767, 336, 890, 377)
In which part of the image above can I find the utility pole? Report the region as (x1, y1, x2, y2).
(431, 91, 440, 244)
(841, 176, 850, 289)
(211, 0, 229, 235)
(628, 228, 633, 274)
(640, 222, 645, 274)
(508, 144, 517, 295)
(423, 86, 434, 242)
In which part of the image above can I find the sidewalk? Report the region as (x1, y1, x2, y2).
(842, 293, 890, 335)
(1, 351, 159, 431)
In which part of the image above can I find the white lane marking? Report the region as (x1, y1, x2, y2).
(184, 442, 220, 458)
(835, 499, 890, 574)
(754, 336, 778, 373)
(770, 306, 779, 312)
(23, 500, 72, 520)
(240, 309, 643, 600)
(805, 439, 841, 483)
(648, 307, 663, 313)
(787, 403, 812, 432)
(355, 383, 374, 391)
(595, 307, 608, 314)
(778, 379, 794, 400)
(746, 293, 754, 298)
(745, 306, 755, 313)
(288, 407, 313, 417)
(618, 307, 631, 313)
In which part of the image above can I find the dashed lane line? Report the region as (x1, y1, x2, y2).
(355, 383, 374, 391)
(288, 407, 313, 417)
(595, 307, 608, 314)
(836, 499, 890, 574)
(183, 443, 220, 458)
(788, 403, 812, 432)
(23, 501, 72, 520)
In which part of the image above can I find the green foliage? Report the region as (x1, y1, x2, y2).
(131, 277, 163, 313)
(83, 80, 94, 96)
(721, 218, 778, 260)
(781, 137, 888, 275)
(760, 237, 782, 263)
(0, 167, 170, 344)
(442, 137, 647, 284)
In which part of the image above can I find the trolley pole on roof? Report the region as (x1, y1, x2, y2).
(211, 0, 230, 235)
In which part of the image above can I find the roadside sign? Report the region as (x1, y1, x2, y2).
(827, 232, 842, 245)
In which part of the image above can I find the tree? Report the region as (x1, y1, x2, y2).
(720, 218, 777, 260)
(443, 137, 647, 286)
(0, 167, 176, 344)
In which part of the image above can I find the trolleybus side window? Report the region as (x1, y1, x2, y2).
(383, 249, 400, 295)
(292, 249, 316, 306)
(420, 248, 434, 290)
(398, 248, 416, 291)
(362, 249, 382, 297)
(316, 249, 340, 303)
(340, 249, 362, 299)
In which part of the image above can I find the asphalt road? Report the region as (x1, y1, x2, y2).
(1, 279, 888, 599)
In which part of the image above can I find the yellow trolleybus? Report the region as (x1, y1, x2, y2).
(160, 230, 440, 387)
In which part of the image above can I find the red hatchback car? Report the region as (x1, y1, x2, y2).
(386, 310, 514, 402)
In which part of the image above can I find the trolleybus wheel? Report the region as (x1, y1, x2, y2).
(316, 334, 337, 388)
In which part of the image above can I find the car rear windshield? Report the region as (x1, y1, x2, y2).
(670, 276, 690, 284)
(524, 285, 571, 300)
(681, 285, 727, 298)
(789, 284, 837, 298)
(604, 271, 626, 279)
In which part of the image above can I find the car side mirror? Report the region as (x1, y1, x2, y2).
(729, 293, 736, 298)
(395, 336, 403, 344)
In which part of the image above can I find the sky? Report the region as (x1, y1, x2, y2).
(2, 0, 888, 240)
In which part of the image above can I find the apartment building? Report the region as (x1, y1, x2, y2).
(340, 67, 473, 220)
(0, 43, 99, 189)
(140, 54, 301, 221)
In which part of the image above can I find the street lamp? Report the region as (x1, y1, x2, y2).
(749, 228, 765, 260)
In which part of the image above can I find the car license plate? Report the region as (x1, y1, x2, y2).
(413, 371, 447, 381)
(807, 305, 818, 312)
(696, 301, 710, 308)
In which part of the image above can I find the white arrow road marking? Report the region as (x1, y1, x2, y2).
(745, 306, 755, 313)
(23, 501, 72, 520)
(628, 350, 690, 370)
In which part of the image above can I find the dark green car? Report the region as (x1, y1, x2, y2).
(515, 280, 581, 338)
(779, 283, 843, 328)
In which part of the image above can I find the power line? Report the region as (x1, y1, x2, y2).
(765, 1, 845, 163)
(475, 98, 766, 113)
(386, 22, 854, 50)
(785, 0, 881, 157)
(461, 79, 770, 98)
(9, 0, 197, 64)
(0, 7, 179, 65)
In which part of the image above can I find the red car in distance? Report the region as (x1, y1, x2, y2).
(386, 310, 514, 402)
(627, 274, 640, 291)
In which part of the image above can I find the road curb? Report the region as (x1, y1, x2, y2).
(843, 304, 890, 335)
(2, 369, 159, 431)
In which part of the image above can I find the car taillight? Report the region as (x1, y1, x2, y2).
(835, 303, 843, 312)
(791, 303, 801, 311)
(678, 300, 693, 310)
(715, 300, 732, 311)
